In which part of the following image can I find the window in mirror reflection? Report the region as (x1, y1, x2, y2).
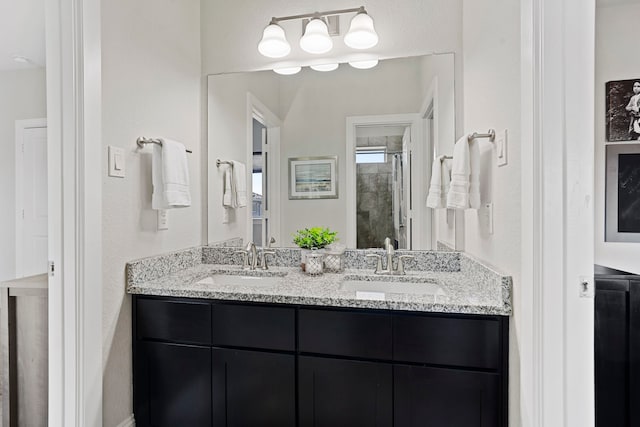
(356, 146, 387, 164)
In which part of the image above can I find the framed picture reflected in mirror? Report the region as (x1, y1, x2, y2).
(288, 156, 338, 200)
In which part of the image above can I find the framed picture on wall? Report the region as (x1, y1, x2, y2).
(288, 156, 338, 200)
(606, 144, 640, 242)
(606, 79, 640, 142)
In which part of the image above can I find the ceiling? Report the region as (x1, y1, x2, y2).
(0, 0, 45, 71)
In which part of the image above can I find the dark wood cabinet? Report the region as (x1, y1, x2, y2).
(394, 364, 500, 427)
(594, 266, 640, 427)
(134, 341, 211, 427)
(298, 356, 392, 427)
(133, 295, 508, 427)
(212, 348, 295, 426)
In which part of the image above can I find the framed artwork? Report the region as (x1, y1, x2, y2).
(606, 79, 640, 142)
(606, 144, 640, 242)
(288, 156, 338, 200)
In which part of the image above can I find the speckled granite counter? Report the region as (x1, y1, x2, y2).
(126, 246, 512, 316)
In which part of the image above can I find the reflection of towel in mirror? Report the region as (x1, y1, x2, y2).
(151, 139, 191, 210)
(447, 136, 471, 209)
(232, 161, 247, 208)
(426, 156, 451, 209)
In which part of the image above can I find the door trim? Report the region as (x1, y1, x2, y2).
(15, 118, 47, 278)
(46, 0, 103, 425)
(246, 92, 282, 245)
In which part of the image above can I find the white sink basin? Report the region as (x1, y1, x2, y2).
(340, 279, 444, 297)
(197, 274, 283, 287)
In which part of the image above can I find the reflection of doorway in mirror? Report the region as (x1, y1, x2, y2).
(252, 118, 266, 247)
(355, 125, 410, 249)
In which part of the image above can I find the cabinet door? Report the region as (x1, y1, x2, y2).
(394, 365, 501, 427)
(630, 280, 640, 427)
(212, 348, 295, 427)
(134, 341, 211, 427)
(595, 280, 629, 427)
(298, 356, 392, 427)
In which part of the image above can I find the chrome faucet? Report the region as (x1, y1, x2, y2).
(235, 242, 259, 270)
(366, 238, 414, 275)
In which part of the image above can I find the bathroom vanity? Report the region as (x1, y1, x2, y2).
(128, 246, 511, 427)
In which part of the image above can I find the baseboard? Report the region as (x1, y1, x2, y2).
(115, 414, 135, 427)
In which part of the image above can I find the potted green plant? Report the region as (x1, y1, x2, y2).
(293, 227, 338, 271)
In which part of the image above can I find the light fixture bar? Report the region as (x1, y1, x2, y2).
(270, 6, 365, 24)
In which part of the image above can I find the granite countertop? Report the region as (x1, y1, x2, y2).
(126, 262, 512, 316)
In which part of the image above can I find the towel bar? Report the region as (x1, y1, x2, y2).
(216, 159, 233, 167)
(468, 129, 496, 142)
(136, 137, 192, 153)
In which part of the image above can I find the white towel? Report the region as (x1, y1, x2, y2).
(151, 139, 191, 209)
(426, 156, 451, 209)
(222, 164, 236, 208)
(232, 161, 247, 208)
(468, 139, 481, 209)
(447, 135, 471, 209)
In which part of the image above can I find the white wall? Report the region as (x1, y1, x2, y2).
(595, 3, 640, 274)
(201, 0, 462, 74)
(0, 68, 46, 282)
(461, 0, 521, 424)
(100, 1, 202, 425)
(207, 72, 280, 243)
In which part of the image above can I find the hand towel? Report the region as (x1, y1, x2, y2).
(468, 139, 481, 209)
(231, 161, 247, 208)
(151, 139, 191, 209)
(447, 135, 471, 209)
(426, 156, 451, 209)
(222, 164, 236, 208)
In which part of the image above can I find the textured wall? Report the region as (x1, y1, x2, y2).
(101, 1, 202, 425)
(595, 3, 640, 274)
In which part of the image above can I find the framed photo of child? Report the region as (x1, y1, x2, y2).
(606, 79, 640, 142)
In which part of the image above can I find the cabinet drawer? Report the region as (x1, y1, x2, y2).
(136, 297, 212, 345)
(394, 314, 501, 370)
(299, 308, 393, 359)
(212, 303, 295, 351)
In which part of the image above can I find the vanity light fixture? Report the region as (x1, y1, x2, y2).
(258, 6, 378, 58)
(258, 21, 291, 58)
(310, 63, 339, 72)
(348, 59, 379, 69)
(300, 18, 333, 54)
(273, 66, 302, 75)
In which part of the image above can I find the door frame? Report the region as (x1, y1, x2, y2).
(246, 92, 282, 246)
(46, 0, 103, 425)
(15, 118, 47, 278)
(345, 114, 425, 249)
(520, 0, 595, 425)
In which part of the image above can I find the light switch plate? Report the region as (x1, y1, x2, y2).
(108, 145, 125, 178)
(579, 276, 594, 298)
(497, 129, 508, 167)
(157, 210, 169, 230)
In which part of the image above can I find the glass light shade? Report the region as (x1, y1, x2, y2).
(310, 63, 339, 72)
(344, 12, 379, 49)
(273, 66, 302, 75)
(348, 59, 379, 69)
(258, 23, 291, 58)
(299, 18, 333, 54)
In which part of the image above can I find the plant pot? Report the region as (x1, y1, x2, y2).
(299, 248, 325, 271)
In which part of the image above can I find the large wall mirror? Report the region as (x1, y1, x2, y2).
(207, 53, 457, 250)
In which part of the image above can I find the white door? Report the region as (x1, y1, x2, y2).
(16, 120, 48, 277)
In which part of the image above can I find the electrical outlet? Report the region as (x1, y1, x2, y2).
(483, 202, 494, 234)
(578, 276, 594, 298)
(157, 210, 169, 230)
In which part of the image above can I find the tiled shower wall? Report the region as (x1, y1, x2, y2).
(356, 135, 403, 248)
